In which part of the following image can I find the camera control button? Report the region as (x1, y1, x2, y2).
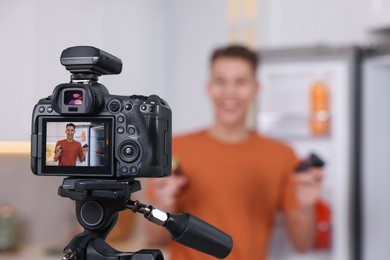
(124, 147, 133, 156)
(108, 100, 121, 112)
(130, 166, 138, 175)
(117, 127, 124, 134)
(121, 166, 128, 174)
(125, 104, 132, 110)
(127, 126, 136, 135)
(141, 105, 147, 111)
(38, 106, 45, 113)
(117, 116, 125, 123)
(47, 106, 53, 113)
(149, 106, 155, 112)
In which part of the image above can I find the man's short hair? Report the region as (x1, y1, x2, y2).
(210, 45, 259, 72)
(66, 123, 76, 129)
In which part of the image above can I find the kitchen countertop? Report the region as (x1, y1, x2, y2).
(0, 244, 60, 260)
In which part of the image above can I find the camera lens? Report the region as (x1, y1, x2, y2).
(118, 140, 140, 163)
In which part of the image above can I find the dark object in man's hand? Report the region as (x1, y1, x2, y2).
(296, 153, 325, 172)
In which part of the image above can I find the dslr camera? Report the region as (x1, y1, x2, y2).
(31, 46, 172, 178)
(29, 46, 232, 260)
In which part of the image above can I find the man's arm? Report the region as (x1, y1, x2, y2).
(53, 141, 61, 162)
(78, 143, 87, 162)
(285, 168, 323, 252)
(285, 205, 316, 252)
(145, 174, 187, 246)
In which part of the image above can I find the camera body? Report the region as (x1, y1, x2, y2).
(31, 46, 172, 178)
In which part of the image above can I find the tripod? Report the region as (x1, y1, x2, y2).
(59, 178, 232, 260)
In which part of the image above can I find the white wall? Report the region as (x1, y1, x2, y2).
(257, 0, 368, 48)
(164, 0, 228, 134)
(0, 0, 169, 141)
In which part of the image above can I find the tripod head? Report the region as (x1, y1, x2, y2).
(59, 178, 233, 260)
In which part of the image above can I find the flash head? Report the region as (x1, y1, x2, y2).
(60, 46, 122, 80)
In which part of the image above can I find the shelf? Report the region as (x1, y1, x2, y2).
(257, 111, 331, 140)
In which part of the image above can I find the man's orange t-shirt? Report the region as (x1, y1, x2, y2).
(55, 139, 84, 166)
(151, 130, 299, 260)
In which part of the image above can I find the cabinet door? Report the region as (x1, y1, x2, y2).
(365, 0, 390, 31)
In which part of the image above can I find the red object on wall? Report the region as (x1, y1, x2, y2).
(314, 199, 331, 249)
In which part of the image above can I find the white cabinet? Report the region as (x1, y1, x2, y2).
(364, 0, 390, 31)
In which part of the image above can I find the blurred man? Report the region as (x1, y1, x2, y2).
(147, 45, 323, 260)
(53, 123, 88, 166)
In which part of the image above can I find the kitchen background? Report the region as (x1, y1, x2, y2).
(1, 0, 389, 259)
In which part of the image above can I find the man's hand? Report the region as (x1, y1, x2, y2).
(54, 146, 62, 162)
(145, 172, 187, 246)
(55, 145, 62, 156)
(295, 167, 324, 209)
(285, 167, 324, 252)
(150, 172, 187, 212)
(83, 147, 89, 156)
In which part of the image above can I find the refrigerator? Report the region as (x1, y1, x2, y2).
(256, 46, 361, 260)
(73, 123, 106, 167)
(89, 124, 106, 167)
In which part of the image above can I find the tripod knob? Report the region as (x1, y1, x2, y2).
(63, 248, 77, 260)
(79, 201, 104, 227)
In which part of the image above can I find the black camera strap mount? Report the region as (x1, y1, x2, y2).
(59, 177, 232, 260)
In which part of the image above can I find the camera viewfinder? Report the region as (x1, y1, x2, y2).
(64, 90, 83, 105)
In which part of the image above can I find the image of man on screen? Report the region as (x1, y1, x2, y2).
(53, 123, 89, 166)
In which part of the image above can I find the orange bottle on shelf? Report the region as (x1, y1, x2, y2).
(81, 130, 86, 141)
(310, 80, 330, 135)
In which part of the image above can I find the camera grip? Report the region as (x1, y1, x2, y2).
(164, 213, 233, 259)
(148, 117, 159, 166)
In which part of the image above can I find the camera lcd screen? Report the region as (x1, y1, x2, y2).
(64, 90, 83, 105)
(40, 117, 113, 175)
